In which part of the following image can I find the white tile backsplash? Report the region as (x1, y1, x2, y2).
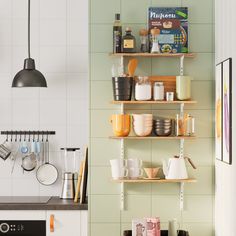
(0, 0, 11, 19)
(0, 0, 88, 196)
(40, 19, 67, 46)
(0, 19, 11, 46)
(40, 0, 66, 19)
(67, 46, 88, 73)
(12, 19, 40, 46)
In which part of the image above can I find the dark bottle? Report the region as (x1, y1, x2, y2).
(122, 27, 136, 53)
(113, 13, 122, 53)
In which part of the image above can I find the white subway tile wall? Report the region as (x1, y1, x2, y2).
(0, 0, 88, 196)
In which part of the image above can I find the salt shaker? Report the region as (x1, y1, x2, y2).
(153, 82, 164, 100)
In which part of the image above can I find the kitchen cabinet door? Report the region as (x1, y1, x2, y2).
(46, 210, 87, 236)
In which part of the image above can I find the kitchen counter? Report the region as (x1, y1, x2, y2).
(0, 197, 88, 210)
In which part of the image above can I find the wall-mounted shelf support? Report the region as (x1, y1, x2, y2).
(180, 182, 185, 211)
(180, 55, 184, 76)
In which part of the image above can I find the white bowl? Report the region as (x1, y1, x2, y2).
(133, 126, 152, 137)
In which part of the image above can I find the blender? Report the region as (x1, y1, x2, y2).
(60, 148, 80, 199)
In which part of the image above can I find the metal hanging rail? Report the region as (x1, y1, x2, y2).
(1, 131, 56, 135)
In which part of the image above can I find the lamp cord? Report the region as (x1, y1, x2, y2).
(28, 0, 31, 58)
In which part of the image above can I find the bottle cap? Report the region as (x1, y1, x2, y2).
(125, 27, 132, 32)
(115, 13, 120, 20)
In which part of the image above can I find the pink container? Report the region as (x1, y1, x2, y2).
(146, 217, 160, 236)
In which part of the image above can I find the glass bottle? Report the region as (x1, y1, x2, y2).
(122, 27, 136, 53)
(113, 13, 122, 53)
(139, 29, 149, 53)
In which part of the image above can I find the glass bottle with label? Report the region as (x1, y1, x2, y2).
(113, 13, 122, 53)
(122, 27, 136, 53)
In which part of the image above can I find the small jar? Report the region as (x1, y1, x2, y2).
(153, 82, 164, 100)
(135, 76, 152, 101)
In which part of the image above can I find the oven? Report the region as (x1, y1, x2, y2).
(0, 221, 46, 236)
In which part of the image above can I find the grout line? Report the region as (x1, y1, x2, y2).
(65, 0, 69, 147)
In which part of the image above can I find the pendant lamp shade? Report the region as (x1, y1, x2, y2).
(12, 0, 47, 88)
(12, 58, 47, 87)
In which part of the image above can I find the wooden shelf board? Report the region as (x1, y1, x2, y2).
(109, 136, 196, 140)
(111, 178, 197, 183)
(111, 100, 197, 105)
(109, 53, 196, 58)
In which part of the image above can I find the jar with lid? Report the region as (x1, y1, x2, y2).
(153, 82, 164, 100)
(135, 76, 152, 101)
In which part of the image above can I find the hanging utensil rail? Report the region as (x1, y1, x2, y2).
(1, 131, 56, 135)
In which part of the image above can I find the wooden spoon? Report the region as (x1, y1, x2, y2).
(128, 58, 138, 77)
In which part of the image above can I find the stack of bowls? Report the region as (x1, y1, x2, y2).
(112, 77, 133, 101)
(133, 114, 153, 137)
(153, 118, 172, 136)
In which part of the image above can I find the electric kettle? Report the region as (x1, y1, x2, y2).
(162, 156, 196, 179)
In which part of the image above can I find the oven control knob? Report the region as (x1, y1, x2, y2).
(0, 223, 10, 233)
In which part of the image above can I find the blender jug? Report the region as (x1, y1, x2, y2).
(60, 148, 80, 199)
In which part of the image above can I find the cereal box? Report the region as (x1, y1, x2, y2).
(148, 7, 188, 53)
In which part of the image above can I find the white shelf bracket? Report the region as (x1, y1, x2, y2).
(180, 138, 184, 159)
(180, 55, 184, 76)
(179, 182, 185, 211)
(120, 138, 125, 210)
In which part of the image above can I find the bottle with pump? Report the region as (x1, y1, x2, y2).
(122, 27, 136, 53)
(113, 13, 122, 53)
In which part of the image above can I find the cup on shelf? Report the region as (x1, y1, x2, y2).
(132, 114, 153, 137)
(110, 159, 128, 179)
(112, 77, 133, 101)
(127, 158, 143, 179)
(110, 114, 131, 137)
(176, 76, 192, 101)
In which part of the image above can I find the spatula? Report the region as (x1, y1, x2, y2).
(128, 58, 138, 77)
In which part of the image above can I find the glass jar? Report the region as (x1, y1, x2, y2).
(135, 76, 152, 101)
(176, 76, 192, 100)
(153, 82, 164, 100)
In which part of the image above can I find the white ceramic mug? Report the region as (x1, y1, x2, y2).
(110, 159, 128, 179)
(127, 158, 142, 168)
(129, 167, 143, 179)
(110, 159, 127, 168)
(127, 159, 143, 179)
(111, 166, 128, 179)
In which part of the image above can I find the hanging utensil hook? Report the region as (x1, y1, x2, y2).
(6, 131, 9, 142)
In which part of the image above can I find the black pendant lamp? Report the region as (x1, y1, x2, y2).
(12, 0, 47, 88)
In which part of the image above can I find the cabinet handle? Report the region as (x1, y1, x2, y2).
(50, 214, 54, 233)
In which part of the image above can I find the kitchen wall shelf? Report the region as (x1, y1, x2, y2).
(109, 136, 196, 140)
(111, 100, 197, 105)
(112, 178, 197, 183)
(109, 53, 196, 58)
(109, 50, 197, 212)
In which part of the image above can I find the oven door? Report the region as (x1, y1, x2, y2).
(0, 221, 46, 236)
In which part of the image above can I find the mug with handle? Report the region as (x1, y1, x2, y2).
(111, 166, 128, 180)
(129, 167, 143, 179)
(110, 114, 131, 137)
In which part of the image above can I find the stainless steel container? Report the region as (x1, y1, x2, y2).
(60, 172, 75, 199)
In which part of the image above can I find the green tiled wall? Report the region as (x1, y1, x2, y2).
(89, 0, 214, 235)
